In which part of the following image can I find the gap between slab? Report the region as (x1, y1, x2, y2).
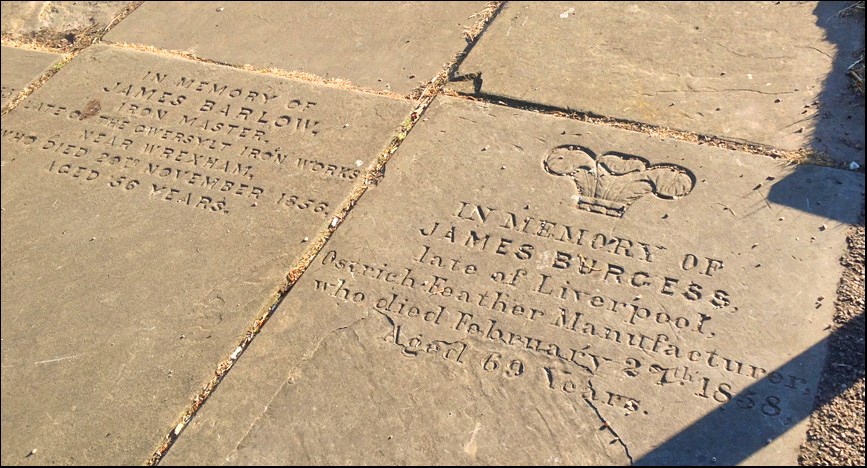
(96, 1, 512, 103)
(99, 40, 414, 102)
(441, 89, 864, 173)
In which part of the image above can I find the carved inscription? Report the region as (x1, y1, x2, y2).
(545, 145, 695, 218)
(1, 67, 366, 218)
(307, 198, 810, 423)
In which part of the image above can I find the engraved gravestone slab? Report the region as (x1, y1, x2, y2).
(104, 1, 488, 95)
(0, 44, 411, 465)
(163, 96, 864, 465)
(1, 46, 61, 106)
(449, 1, 866, 165)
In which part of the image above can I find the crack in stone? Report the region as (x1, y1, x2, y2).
(288, 314, 372, 384)
(716, 42, 794, 61)
(794, 45, 833, 60)
(227, 312, 373, 458)
(371, 306, 397, 331)
(371, 308, 472, 357)
(645, 87, 798, 96)
(583, 380, 634, 465)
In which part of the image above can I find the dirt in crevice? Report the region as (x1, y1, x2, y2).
(799, 215, 865, 466)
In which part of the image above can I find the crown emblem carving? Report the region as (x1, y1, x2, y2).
(544, 145, 695, 218)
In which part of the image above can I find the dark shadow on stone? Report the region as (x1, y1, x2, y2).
(635, 312, 864, 466)
(768, 3, 864, 222)
(766, 163, 863, 223)
(643, 9, 864, 464)
(805, 2, 865, 167)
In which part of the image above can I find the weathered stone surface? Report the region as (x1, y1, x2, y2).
(163, 96, 864, 465)
(104, 1, 487, 95)
(450, 1, 866, 165)
(0, 44, 410, 465)
(1, 45, 60, 106)
(1, 1, 129, 34)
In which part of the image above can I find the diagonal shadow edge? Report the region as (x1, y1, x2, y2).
(635, 310, 865, 466)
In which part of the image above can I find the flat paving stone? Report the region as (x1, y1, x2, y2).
(1, 45, 61, 106)
(450, 1, 866, 165)
(163, 96, 864, 465)
(104, 1, 488, 95)
(0, 44, 410, 465)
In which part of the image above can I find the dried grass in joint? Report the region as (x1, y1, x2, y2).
(442, 91, 841, 168)
(102, 41, 411, 101)
(142, 3, 504, 465)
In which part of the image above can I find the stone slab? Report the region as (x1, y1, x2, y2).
(104, 1, 488, 95)
(450, 1, 866, 165)
(1, 45, 61, 106)
(163, 96, 864, 465)
(0, 44, 411, 465)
